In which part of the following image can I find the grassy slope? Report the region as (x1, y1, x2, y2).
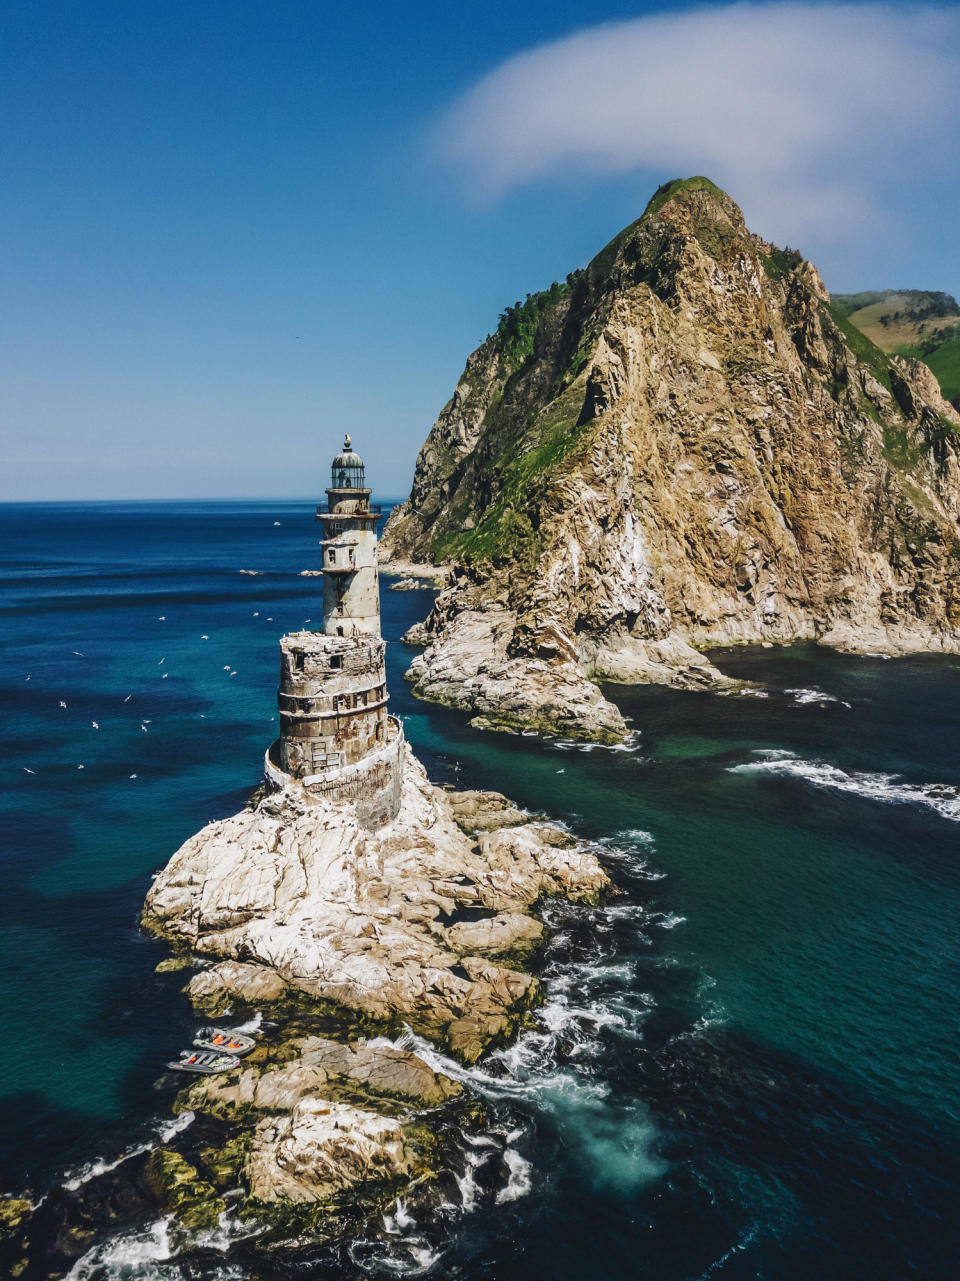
(908, 334, 960, 403)
(831, 290, 960, 405)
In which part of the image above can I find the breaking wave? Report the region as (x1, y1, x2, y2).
(731, 751, 960, 820)
(785, 687, 852, 709)
(62, 1113, 195, 1191)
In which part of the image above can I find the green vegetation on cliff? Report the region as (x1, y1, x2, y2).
(901, 329, 960, 405)
(496, 274, 582, 370)
(831, 289, 960, 406)
(643, 175, 726, 218)
(388, 178, 960, 593)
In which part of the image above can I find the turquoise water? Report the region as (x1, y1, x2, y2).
(2, 501, 960, 1279)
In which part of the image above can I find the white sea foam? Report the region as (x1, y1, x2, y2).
(694, 1221, 761, 1279)
(785, 686, 852, 708)
(496, 1148, 533, 1203)
(62, 1113, 194, 1191)
(731, 751, 960, 821)
(228, 1011, 263, 1035)
(380, 886, 666, 1220)
(550, 731, 642, 755)
(66, 1217, 175, 1279)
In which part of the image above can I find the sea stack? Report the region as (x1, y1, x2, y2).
(265, 434, 404, 827)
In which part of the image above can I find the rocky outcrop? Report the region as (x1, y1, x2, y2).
(246, 1098, 415, 1205)
(133, 749, 608, 1241)
(144, 752, 605, 1061)
(382, 177, 960, 740)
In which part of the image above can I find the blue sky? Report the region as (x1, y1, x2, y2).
(2, 0, 959, 500)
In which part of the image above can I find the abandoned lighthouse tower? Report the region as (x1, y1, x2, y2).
(263, 435, 404, 828)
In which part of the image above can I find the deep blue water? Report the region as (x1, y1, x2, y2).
(2, 501, 960, 1280)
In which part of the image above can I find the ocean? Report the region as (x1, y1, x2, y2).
(2, 500, 960, 1280)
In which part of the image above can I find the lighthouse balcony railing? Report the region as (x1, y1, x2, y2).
(316, 502, 382, 519)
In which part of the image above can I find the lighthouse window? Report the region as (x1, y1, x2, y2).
(329, 549, 336, 564)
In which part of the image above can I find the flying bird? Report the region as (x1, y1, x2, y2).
(59, 700, 67, 709)
(123, 694, 132, 703)
(23, 767, 35, 774)
(129, 773, 137, 779)
(77, 764, 84, 770)
(25, 675, 30, 681)
(201, 634, 209, 640)
(162, 673, 169, 679)
(73, 650, 85, 656)
(253, 612, 260, 617)
(158, 616, 166, 621)
(141, 724, 148, 732)
(92, 721, 99, 729)
(158, 657, 165, 665)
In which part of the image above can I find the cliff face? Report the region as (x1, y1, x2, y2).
(383, 178, 960, 742)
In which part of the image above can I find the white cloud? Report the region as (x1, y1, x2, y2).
(434, 3, 960, 241)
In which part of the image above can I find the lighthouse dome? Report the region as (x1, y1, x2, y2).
(331, 434, 365, 489)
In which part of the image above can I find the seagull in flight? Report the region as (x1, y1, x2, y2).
(92, 721, 99, 729)
(123, 694, 132, 703)
(59, 700, 67, 709)
(129, 773, 137, 779)
(23, 767, 35, 774)
(158, 657, 165, 665)
(253, 612, 260, 617)
(158, 616, 166, 621)
(25, 675, 31, 681)
(73, 650, 85, 657)
(141, 724, 148, 732)
(162, 673, 169, 679)
(201, 634, 209, 640)
(77, 764, 84, 770)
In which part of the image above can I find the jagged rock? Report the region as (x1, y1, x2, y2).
(446, 911, 543, 959)
(446, 789, 531, 833)
(179, 1037, 462, 1123)
(382, 178, 960, 740)
(143, 750, 607, 1061)
(245, 1099, 414, 1204)
(144, 1150, 226, 1232)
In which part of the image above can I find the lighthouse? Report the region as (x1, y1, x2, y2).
(264, 436, 404, 827)
(317, 435, 381, 636)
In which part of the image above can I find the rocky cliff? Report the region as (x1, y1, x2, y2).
(383, 178, 960, 741)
